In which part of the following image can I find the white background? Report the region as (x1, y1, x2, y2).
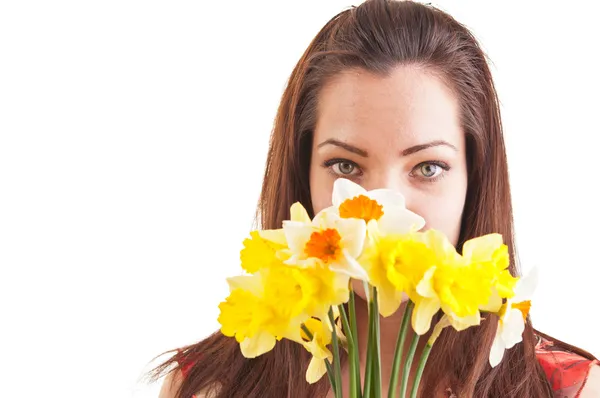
(1, 1, 599, 397)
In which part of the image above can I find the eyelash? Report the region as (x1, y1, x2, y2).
(322, 158, 451, 183)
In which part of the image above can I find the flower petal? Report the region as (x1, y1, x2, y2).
(418, 229, 458, 262)
(501, 308, 525, 349)
(462, 233, 503, 262)
(290, 202, 312, 223)
(514, 266, 538, 302)
(329, 250, 369, 280)
(367, 188, 406, 208)
(285, 256, 321, 268)
(412, 297, 440, 335)
(489, 325, 506, 367)
(332, 178, 366, 207)
(429, 314, 452, 345)
(480, 288, 502, 313)
(446, 311, 480, 331)
(377, 285, 403, 317)
(312, 206, 340, 229)
(331, 273, 352, 305)
(283, 317, 306, 343)
(283, 221, 315, 254)
(309, 338, 332, 359)
(258, 229, 287, 246)
(226, 275, 263, 296)
(240, 332, 276, 358)
(336, 217, 367, 258)
(306, 356, 329, 384)
(377, 208, 426, 235)
(416, 267, 437, 298)
(283, 253, 301, 266)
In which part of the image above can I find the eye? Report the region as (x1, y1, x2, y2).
(411, 161, 450, 181)
(323, 159, 362, 177)
(335, 161, 357, 175)
(419, 163, 442, 178)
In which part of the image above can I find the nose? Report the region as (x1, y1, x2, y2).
(365, 169, 415, 209)
(366, 170, 405, 195)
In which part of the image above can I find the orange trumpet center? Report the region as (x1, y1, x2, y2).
(304, 228, 342, 263)
(339, 195, 384, 222)
(512, 300, 531, 320)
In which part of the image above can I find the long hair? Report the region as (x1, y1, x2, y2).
(149, 1, 591, 396)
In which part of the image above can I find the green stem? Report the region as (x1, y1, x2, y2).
(399, 331, 420, 398)
(325, 360, 337, 395)
(338, 304, 358, 398)
(370, 317, 379, 397)
(349, 290, 362, 398)
(409, 343, 432, 398)
(388, 301, 414, 398)
(372, 288, 382, 398)
(329, 308, 344, 398)
(363, 296, 374, 397)
(338, 304, 352, 340)
(302, 324, 337, 394)
(301, 323, 313, 340)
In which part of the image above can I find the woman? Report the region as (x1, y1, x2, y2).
(151, 0, 599, 396)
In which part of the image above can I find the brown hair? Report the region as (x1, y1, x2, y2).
(149, 1, 593, 396)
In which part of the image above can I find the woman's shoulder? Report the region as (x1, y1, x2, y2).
(534, 331, 600, 397)
(168, 337, 599, 397)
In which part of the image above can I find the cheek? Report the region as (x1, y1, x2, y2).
(408, 186, 467, 246)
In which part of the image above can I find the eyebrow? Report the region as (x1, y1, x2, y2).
(401, 140, 458, 156)
(316, 139, 369, 157)
(316, 138, 458, 157)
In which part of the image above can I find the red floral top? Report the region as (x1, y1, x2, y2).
(177, 335, 599, 398)
(535, 335, 599, 397)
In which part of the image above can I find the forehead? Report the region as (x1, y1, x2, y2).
(314, 66, 463, 149)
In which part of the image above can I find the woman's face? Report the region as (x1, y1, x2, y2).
(309, 65, 468, 247)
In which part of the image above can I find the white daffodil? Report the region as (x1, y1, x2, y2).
(489, 267, 538, 367)
(331, 178, 425, 235)
(282, 202, 369, 280)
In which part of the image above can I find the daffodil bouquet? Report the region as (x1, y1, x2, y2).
(218, 178, 536, 398)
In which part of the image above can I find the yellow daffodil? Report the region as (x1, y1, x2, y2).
(415, 261, 494, 334)
(219, 264, 316, 358)
(219, 251, 353, 359)
(361, 228, 437, 317)
(462, 233, 518, 304)
(218, 286, 262, 343)
(489, 267, 537, 367)
(412, 231, 521, 335)
(332, 178, 425, 235)
(240, 231, 287, 273)
(282, 202, 369, 280)
(218, 272, 307, 358)
(388, 230, 457, 334)
(265, 260, 349, 324)
(301, 317, 334, 383)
